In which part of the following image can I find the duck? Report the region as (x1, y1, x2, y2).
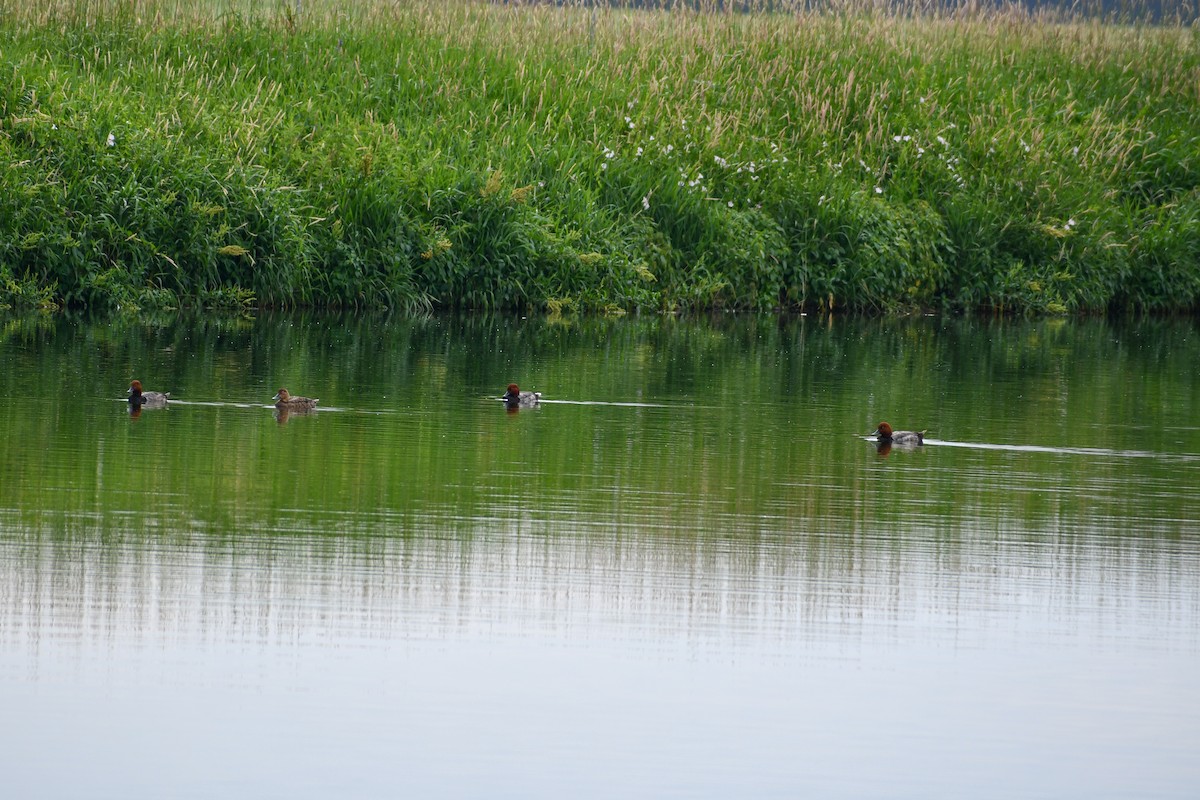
(273, 388, 318, 410)
(502, 383, 541, 408)
(870, 422, 925, 445)
(128, 380, 170, 407)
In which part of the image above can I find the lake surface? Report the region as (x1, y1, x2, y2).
(1, 312, 1198, 798)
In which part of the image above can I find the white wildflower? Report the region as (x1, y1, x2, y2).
(875, 187, 884, 194)
(106, 133, 115, 147)
(642, 195, 650, 210)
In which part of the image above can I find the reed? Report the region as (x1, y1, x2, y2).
(2, 0, 1198, 313)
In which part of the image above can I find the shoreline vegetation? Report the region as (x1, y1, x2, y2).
(2, 0, 1198, 315)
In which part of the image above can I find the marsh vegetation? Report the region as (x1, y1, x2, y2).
(2, 0, 1198, 313)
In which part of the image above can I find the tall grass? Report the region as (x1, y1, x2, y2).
(1, 0, 1198, 313)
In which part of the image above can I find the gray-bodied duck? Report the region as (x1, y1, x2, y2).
(502, 383, 541, 408)
(870, 421, 925, 445)
(128, 380, 170, 408)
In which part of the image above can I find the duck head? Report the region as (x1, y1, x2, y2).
(871, 422, 894, 441)
(273, 388, 291, 403)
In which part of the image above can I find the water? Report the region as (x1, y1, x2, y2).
(1, 312, 1198, 798)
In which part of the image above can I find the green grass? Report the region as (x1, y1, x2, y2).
(2, 0, 1199, 313)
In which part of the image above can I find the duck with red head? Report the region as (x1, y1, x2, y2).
(502, 383, 541, 409)
(128, 380, 170, 408)
(273, 388, 318, 411)
(870, 422, 925, 445)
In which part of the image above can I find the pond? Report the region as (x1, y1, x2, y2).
(1, 312, 1198, 798)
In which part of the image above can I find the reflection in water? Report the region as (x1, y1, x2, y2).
(3, 509, 1195, 663)
(1, 313, 1199, 797)
(274, 406, 317, 425)
(871, 439, 924, 457)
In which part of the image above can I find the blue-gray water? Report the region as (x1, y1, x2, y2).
(1, 313, 1198, 798)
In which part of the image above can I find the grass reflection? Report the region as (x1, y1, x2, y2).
(0, 312, 1197, 552)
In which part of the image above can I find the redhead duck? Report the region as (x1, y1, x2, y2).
(128, 380, 170, 407)
(871, 422, 925, 445)
(273, 388, 318, 410)
(502, 383, 541, 408)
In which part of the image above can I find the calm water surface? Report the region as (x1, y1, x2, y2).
(1, 313, 1198, 798)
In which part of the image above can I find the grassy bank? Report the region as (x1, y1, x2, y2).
(2, 0, 1198, 314)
